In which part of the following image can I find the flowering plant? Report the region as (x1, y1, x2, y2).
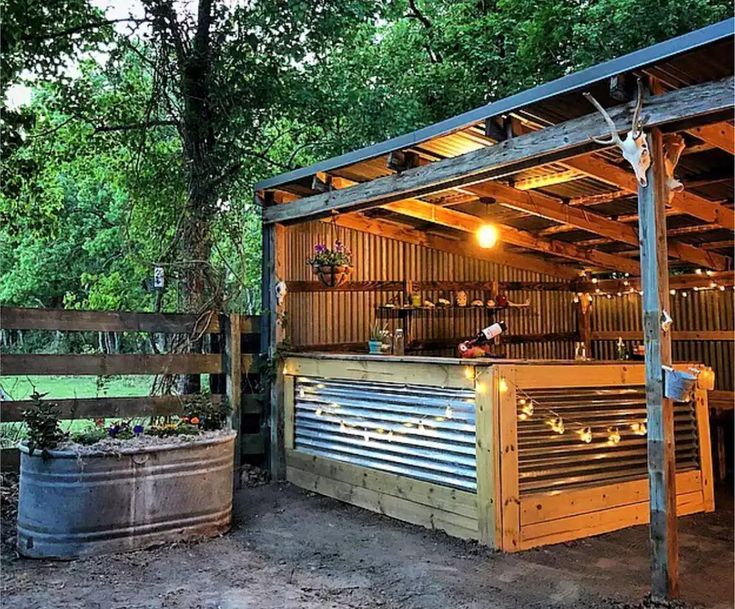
(306, 240, 352, 268)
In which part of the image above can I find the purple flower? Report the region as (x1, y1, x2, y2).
(133, 424, 144, 435)
(334, 240, 343, 252)
(108, 425, 119, 437)
(314, 243, 326, 254)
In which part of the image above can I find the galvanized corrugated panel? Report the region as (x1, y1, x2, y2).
(517, 386, 699, 494)
(591, 290, 734, 391)
(285, 221, 573, 359)
(293, 376, 477, 491)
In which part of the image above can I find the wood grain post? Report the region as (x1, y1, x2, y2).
(637, 127, 679, 599)
(474, 367, 496, 546)
(577, 293, 592, 358)
(262, 221, 287, 479)
(496, 366, 520, 551)
(224, 313, 242, 487)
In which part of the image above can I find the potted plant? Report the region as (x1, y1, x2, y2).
(368, 320, 384, 354)
(16, 391, 235, 559)
(306, 240, 353, 287)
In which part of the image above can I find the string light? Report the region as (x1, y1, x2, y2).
(719, 285, 726, 291)
(695, 268, 703, 275)
(315, 407, 323, 416)
(340, 421, 346, 432)
(669, 289, 676, 296)
(706, 270, 714, 277)
(591, 278, 599, 284)
(630, 421, 647, 436)
(498, 379, 508, 393)
(578, 427, 593, 443)
(444, 405, 453, 419)
(548, 416, 565, 434)
(607, 427, 621, 445)
(464, 366, 474, 380)
(682, 291, 688, 298)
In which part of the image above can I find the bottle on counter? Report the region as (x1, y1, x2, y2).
(380, 329, 393, 354)
(458, 321, 507, 356)
(393, 328, 405, 356)
(616, 336, 628, 360)
(574, 341, 587, 361)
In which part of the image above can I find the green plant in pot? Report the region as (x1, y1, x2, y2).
(306, 240, 353, 288)
(368, 321, 384, 354)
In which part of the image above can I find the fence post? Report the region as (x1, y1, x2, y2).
(224, 313, 242, 486)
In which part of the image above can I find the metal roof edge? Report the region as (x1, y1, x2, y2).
(255, 18, 734, 192)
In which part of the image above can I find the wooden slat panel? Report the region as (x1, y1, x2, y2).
(0, 353, 223, 376)
(0, 307, 223, 333)
(0, 395, 225, 422)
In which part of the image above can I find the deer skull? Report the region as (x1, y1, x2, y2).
(584, 78, 651, 187)
(275, 280, 287, 306)
(663, 133, 686, 202)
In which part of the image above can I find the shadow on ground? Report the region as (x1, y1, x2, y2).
(2, 477, 733, 609)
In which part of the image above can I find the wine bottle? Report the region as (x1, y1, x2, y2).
(458, 321, 507, 355)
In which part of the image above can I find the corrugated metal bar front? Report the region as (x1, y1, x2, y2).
(517, 386, 699, 494)
(293, 376, 477, 491)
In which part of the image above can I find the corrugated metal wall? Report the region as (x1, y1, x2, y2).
(283, 221, 576, 359)
(591, 291, 734, 391)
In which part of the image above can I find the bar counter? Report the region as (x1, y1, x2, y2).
(282, 353, 714, 551)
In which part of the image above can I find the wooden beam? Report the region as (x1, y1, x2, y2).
(225, 313, 243, 484)
(0, 307, 222, 333)
(688, 122, 735, 154)
(0, 353, 224, 376)
(327, 213, 580, 279)
(591, 330, 734, 341)
(262, 77, 734, 225)
(639, 128, 678, 599)
(383, 199, 640, 274)
(466, 181, 729, 270)
(564, 153, 735, 229)
(513, 169, 583, 190)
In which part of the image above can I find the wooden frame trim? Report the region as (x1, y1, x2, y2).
(693, 387, 716, 511)
(474, 367, 496, 546)
(495, 366, 520, 551)
(283, 356, 474, 390)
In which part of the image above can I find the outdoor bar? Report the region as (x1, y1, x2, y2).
(257, 20, 733, 594)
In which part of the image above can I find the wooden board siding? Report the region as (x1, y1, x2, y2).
(282, 221, 576, 359)
(286, 449, 480, 541)
(590, 290, 734, 391)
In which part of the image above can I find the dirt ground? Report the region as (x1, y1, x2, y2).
(1, 473, 733, 609)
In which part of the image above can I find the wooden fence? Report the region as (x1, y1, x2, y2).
(0, 307, 264, 473)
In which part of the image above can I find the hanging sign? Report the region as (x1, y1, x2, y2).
(153, 266, 165, 289)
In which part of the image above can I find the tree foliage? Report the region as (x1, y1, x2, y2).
(1, 0, 730, 316)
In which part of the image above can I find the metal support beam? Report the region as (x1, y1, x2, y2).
(637, 128, 678, 599)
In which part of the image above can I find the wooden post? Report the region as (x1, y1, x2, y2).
(637, 127, 678, 599)
(224, 313, 242, 487)
(261, 222, 286, 479)
(474, 367, 496, 546)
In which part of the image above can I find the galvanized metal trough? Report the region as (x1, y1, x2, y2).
(16, 432, 235, 559)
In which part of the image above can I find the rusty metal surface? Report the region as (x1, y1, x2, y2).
(293, 376, 477, 491)
(16, 433, 235, 559)
(516, 386, 699, 494)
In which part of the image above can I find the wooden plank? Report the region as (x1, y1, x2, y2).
(708, 390, 734, 412)
(519, 490, 704, 551)
(287, 279, 575, 293)
(0, 394, 226, 422)
(591, 330, 734, 341)
(286, 449, 478, 519)
(0, 353, 223, 376)
(384, 199, 640, 274)
(474, 368, 496, 546)
(639, 128, 678, 599)
(520, 470, 702, 526)
(283, 376, 295, 450)
(514, 363, 645, 389)
(330, 211, 580, 280)
(467, 181, 729, 271)
(0, 307, 221, 333)
(225, 313, 243, 482)
(263, 77, 734, 224)
(496, 366, 520, 551)
(688, 122, 735, 154)
(286, 280, 405, 293)
(286, 465, 479, 540)
(693, 388, 716, 512)
(284, 356, 473, 390)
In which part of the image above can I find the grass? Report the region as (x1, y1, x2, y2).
(0, 375, 155, 401)
(0, 375, 155, 447)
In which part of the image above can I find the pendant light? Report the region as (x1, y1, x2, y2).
(476, 198, 498, 248)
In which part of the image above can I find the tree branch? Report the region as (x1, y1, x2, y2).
(23, 18, 152, 42)
(93, 120, 178, 134)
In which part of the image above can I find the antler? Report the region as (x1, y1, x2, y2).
(583, 91, 623, 146)
(630, 78, 645, 138)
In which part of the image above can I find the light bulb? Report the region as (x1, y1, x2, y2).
(578, 427, 593, 443)
(607, 427, 621, 445)
(695, 269, 703, 275)
(444, 405, 453, 419)
(476, 224, 499, 248)
(498, 379, 508, 393)
(315, 407, 322, 417)
(548, 417, 565, 434)
(669, 289, 676, 296)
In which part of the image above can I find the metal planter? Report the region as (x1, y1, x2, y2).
(17, 433, 235, 559)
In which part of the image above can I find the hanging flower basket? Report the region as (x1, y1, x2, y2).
(313, 263, 353, 288)
(307, 240, 353, 289)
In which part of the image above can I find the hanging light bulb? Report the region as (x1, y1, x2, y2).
(497, 378, 508, 393)
(695, 268, 703, 275)
(387, 430, 394, 442)
(518, 399, 534, 420)
(682, 291, 688, 298)
(578, 427, 593, 443)
(547, 416, 565, 434)
(669, 289, 676, 296)
(444, 405, 453, 419)
(607, 427, 621, 445)
(719, 285, 726, 291)
(630, 421, 647, 436)
(476, 224, 499, 248)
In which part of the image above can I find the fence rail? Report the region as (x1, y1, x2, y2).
(0, 307, 264, 474)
